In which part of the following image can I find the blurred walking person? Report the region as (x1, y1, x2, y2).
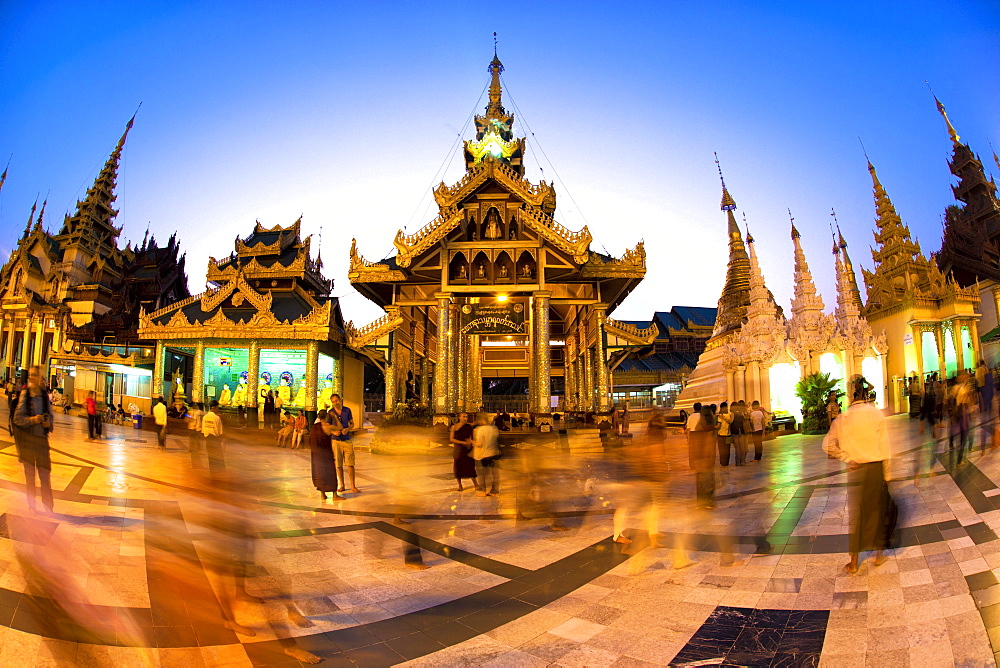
(13, 365, 54, 514)
(688, 405, 717, 509)
(949, 371, 976, 467)
(153, 396, 168, 449)
(822, 390, 892, 574)
(449, 412, 478, 492)
(716, 402, 734, 466)
(730, 401, 748, 466)
(85, 390, 100, 440)
(473, 414, 501, 496)
(749, 400, 768, 462)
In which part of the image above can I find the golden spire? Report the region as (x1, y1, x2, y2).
(22, 196, 37, 240)
(832, 211, 863, 318)
(711, 153, 751, 337)
(486, 36, 505, 118)
(928, 83, 961, 147)
(789, 210, 825, 318)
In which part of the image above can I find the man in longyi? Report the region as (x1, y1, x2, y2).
(822, 390, 892, 574)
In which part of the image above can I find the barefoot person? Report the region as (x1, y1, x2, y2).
(822, 390, 892, 574)
(449, 412, 478, 492)
(328, 394, 358, 493)
(13, 365, 54, 514)
(310, 410, 341, 501)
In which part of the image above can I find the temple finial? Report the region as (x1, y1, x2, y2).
(991, 141, 999, 172)
(36, 197, 47, 229)
(493, 31, 498, 57)
(0, 156, 8, 193)
(715, 152, 736, 211)
(23, 196, 38, 240)
(927, 82, 961, 147)
(789, 209, 799, 239)
(830, 210, 839, 254)
(486, 40, 505, 117)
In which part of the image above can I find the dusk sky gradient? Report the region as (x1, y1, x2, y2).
(1, 1, 998, 327)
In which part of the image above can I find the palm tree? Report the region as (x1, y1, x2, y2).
(795, 372, 843, 434)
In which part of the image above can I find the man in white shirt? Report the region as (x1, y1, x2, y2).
(153, 397, 168, 449)
(822, 392, 892, 574)
(472, 416, 501, 497)
(201, 400, 226, 478)
(685, 403, 703, 435)
(749, 401, 769, 462)
(188, 402, 204, 454)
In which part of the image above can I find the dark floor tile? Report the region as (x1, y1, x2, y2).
(784, 610, 829, 632)
(342, 642, 404, 666)
(777, 630, 826, 654)
(750, 609, 791, 627)
(152, 624, 199, 648)
(385, 631, 445, 661)
(733, 627, 783, 653)
(241, 640, 308, 667)
(670, 644, 727, 665)
(981, 602, 1000, 628)
(770, 651, 820, 667)
(421, 620, 477, 646)
(967, 522, 999, 544)
(968, 570, 1000, 592)
(359, 616, 419, 642)
(725, 650, 777, 665)
(0, 588, 22, 610)
(707, 606, 754, 625)
(692, 622, 743, 644)
(326, 624, 380, 651)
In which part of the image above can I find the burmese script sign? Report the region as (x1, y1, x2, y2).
(459, 303, 526, 335)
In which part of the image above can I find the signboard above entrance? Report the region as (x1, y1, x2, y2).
(460, 303, 526, 335)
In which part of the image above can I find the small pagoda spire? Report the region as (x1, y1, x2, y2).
(789, 210, 825, 318)
(36, 197, 47, 230)
(832, 211, 863, 319)
(0, 159, 8, 193)
(711, 153, 752, 337)
(928, 84, 961, 148)
(22, 196, 37, 240)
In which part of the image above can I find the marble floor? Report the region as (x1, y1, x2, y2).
(0, 408, 998, 667)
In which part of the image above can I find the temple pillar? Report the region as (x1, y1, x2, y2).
(192, 340, 205, 404)
(385, 334, 398, 413)
(725, 369, 735, 404)
(970, 320, 981, 368)
(760, 363, 772, 411)
(533, 292, 552, 418)
(247, 341, 260, 426)
(153, 341, 165, 400)
(748, 360, 761, 405)
(21, 315, 32, 373)
(582, 345, 593, 411)
(934, 326, 946, 378)
(914, 325, 925, 383)
(305, 340, 318, 423)
(565, 337, 576, 411)
(419, 355, 429, 404)
(470, 334, 482, 413)
(31, 318, 44, 366)
(735, 365, 747, 402)
(448, 303, 459, 413)
(594, 305, 609, 413)
(3, 317, 14, 380)
(458, 337, 467, 413)
(954, 320, 965, 372)
(433, 294, 451, 422)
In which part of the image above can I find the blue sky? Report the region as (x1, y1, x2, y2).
(1, 1, 998, 326)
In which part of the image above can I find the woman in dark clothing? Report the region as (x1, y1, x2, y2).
(263, 391, 277, 429)
(449, 412, 478, 492)
(310, 410, 341, 501)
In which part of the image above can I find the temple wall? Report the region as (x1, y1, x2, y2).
(981, 282, 1000, 367)
(343, 354, 366, 421)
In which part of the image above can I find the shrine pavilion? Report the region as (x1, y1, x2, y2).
(348, 55, 655, 425)
(138, 219, 366, 423)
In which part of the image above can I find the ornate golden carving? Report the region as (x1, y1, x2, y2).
(345, 306, 404, 350)
(515, 206, 591, 263)
(200, 272, 273, 313)
(433, 156, 553, 210)
(604, 317, 658, 345)
(392, 209, 465, 268)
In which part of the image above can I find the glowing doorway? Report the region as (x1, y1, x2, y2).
(769, 362, 802, 423)
(861, 356, 885, 409)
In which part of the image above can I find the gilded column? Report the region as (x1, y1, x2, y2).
(534, 292, 552, 416)
(3, 317, 15, 378)
(305, 340, 319, 422)
(433, 294, 451, 418)
(21, 315, 32, 372)
(593, 305, 609, 413)
(953, 320, 965, 371)
(935, 325, 946, 378)
(735, 365, 747, 401)
(564, 336, 576, 411)
(970, 320, 981, 367)
(455, 330, 466, 412)
(247, 341, 260, 426)
(471, 334, 482, 412)
(419, 355, 429, 404)
(582, 346, 593, 412)
(385, 335, 398, 413)
(153, 340, 165, 399)
(192, 340, 205, 403)
(448, 302, 459, 413)
(31, 318, 44, 366)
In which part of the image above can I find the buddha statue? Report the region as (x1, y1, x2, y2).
(218, 384, 232, 406)
(232, 381, 247, 407)
(292, 385, 307, 407)
(277, 378, 291, 405)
